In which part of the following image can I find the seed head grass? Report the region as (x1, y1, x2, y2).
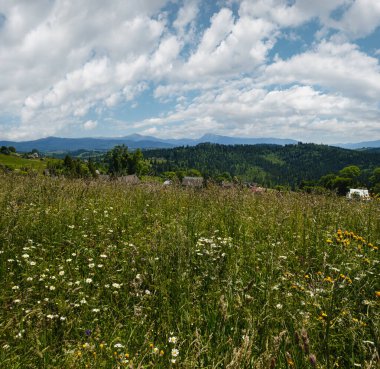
(0, 174, 379, 368)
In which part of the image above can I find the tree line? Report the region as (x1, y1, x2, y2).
(143, 143, 380, 194)
(46, 145, 151, 178)
(4, 143, 380, 195)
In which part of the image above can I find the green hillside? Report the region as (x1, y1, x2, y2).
(0, 153, 48, 172)
(144, 143, 380, 188)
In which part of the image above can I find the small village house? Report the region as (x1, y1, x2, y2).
(117, 174, 141, 185)
(346, 188, 370, 200)
(182, 176, 204, 188)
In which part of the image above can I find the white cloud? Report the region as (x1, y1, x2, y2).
(239, 0, 350, 28)
(132, 83, 379, 143)
(0, 0, 379, 142)
(173, 0, 199, 39)
(0, 0, 168, 138)
(332, 0, 380, 39)
(150, 36, 182, 76)
(83, 120, 98, 130)
(261, 40, 380, 101)
(238, 0, 380, 41)
(181, 8, 276, 79)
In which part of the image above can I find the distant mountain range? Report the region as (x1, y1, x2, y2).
(336, 140, 380, 149)
(0, 134, 379, 152)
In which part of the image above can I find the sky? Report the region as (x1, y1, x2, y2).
(0, 0, 379, 143)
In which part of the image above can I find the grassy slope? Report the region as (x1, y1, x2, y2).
(0, 174, 379, 368)
(0, 153, 47, 171)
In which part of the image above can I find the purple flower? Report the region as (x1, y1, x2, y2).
(309, 354, 317, 367)
(85, 329, 92, 337)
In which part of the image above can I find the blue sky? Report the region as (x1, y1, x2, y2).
(0, 0, 379, 143)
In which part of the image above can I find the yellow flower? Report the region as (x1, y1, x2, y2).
(287, 358, 295, 366)
(159, 350, 165, 356)
(375, 291, 380, 297)
(318, 312, 328, 321)
(286, 352, 294, 366)
(324, 276, 334, 284)
(326, 239, 333, 244)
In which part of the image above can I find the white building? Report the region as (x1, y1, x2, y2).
(346, 188, 370, 200)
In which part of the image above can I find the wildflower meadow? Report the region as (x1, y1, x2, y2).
(0, 174, 379, 368)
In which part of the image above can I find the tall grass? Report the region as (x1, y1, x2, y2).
(0, 174, 379, 368)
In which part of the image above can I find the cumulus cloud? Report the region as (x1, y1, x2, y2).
(333, 0, 380, 39)
(261, 40, 380, 100)
(173, 0, 200, 40)
(0, 0, 168, 138)
(0, 0, 379, 142)
(239, 0, 350, 28)
(133, 83, 379, 143)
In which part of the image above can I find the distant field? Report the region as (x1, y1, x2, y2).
(0, 153, 47, 171)
(0, 174, 379, 368)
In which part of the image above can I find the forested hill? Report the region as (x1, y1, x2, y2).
(143, 143, 380, 188)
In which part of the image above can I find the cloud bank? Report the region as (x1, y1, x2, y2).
(0, 0, 379, 143)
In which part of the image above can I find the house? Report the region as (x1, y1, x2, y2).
(27, 152, 39, 159)
(117, 174, 141, 185)
(182, 176, 204, 188)
(346, 188, 370, 200)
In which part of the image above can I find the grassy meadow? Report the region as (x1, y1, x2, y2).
(0, 154, 48, 172)
(0, 174, 379, 368)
